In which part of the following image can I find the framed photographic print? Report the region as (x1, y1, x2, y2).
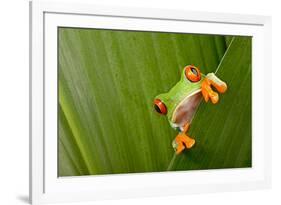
(29, 0, 271, 204)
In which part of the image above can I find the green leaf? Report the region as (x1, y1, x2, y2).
(224, 36, 234, 47)
(58, 27, 245, 176)
(167, 36, 252, 171)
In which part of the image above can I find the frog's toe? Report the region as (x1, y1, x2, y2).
(176, 144, 185, 154)
(185, 137, 196, 149)
(206, 73, 228, 93)
(172, 139, 185, 154)
(215, 81, 227, 93)
(202, 86, 210, 102)
(209, 91, 219, 104)
(174, 134, 195, 154)
(201, 79, 219, 104)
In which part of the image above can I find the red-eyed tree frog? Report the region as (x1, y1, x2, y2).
(154, 65, 227, 154)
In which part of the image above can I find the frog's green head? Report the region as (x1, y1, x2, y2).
(154, 65, 205, 131)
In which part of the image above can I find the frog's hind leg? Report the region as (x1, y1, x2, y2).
(173, 134, 195, 154)
(173, 138, 185, 155)
(173, 124, 195, 154)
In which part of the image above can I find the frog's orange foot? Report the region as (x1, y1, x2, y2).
(172, 133, 195, 154)
(201, 73, 227, 104)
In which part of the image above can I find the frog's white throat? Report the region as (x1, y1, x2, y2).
(171, 90, 202, 131)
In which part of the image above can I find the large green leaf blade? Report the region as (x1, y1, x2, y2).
(168, 36, 252, 171)
(58, 28, 227, 176)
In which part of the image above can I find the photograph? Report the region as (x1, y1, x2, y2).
(58, 27, 252, 176)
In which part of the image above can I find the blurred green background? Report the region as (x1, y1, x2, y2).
(58, 27, 251, 176)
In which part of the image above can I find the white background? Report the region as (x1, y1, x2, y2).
(0, 0, 279, 204)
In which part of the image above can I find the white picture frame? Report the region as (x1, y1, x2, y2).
(29, 0, 272, 204)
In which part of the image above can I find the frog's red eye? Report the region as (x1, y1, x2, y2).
(154, 99, 167, 115)
(185, 65, 201, 82)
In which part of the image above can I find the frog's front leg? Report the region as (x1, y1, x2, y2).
(201, 73, 227, 104)
(172, 123, 195, 154)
